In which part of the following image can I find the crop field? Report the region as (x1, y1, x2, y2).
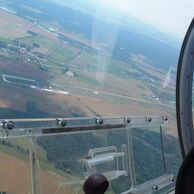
(0, 10, 58, 41)
(0, 2, 182, 194)
(0, 150, 79, 194)
(0, 10, 28, 40)
(0, 24, 168, 118)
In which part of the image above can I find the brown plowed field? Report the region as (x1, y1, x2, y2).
(0, 152, 77, 194)
(0, 10, 58, 41)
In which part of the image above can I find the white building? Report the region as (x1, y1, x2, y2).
(65, 70, 75, 77)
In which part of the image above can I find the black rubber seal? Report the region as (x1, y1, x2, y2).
(175, 147, 194, 194)
(176, 18, 194, 158)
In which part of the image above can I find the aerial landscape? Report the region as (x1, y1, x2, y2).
(0, 0, 182, 194)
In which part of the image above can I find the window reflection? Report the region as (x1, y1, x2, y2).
(0, 0, 190, 193)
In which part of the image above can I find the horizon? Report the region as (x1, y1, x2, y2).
(84, 0, 193, 40)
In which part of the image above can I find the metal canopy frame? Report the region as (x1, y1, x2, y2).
(0, 115, 174, 194)
(0, 116, 168, 138)
(176, 18, 194, 157)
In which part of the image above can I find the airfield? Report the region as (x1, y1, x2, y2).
(0, 6, 178, 135)
(0, 2, 181, 194)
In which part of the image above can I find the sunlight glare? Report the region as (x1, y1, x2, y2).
(96, 0, 129, 12)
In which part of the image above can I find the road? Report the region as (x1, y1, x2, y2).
(1, 73, 174, 108)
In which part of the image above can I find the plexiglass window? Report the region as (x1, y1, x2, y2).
(0, 0, 192, 193)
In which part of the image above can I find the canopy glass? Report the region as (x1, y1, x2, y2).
(0, 0, 191, 193)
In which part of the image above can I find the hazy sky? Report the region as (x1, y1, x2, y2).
(94, 0, 193, 39)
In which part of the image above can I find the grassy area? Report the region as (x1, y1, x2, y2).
(0, 140, 81, 194)
(0, 140, 28, 161)
(71, 51, 139, 77)
(0, 137, 76, 178)
(48, 44, 78, 64)
(0, 11, 29, 40)
(10, 138, 48, 161)
(16, 34, 55, 49)
(16, 34, 79, 66)
(75, 73, 101, 86)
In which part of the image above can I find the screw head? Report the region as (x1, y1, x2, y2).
(61, 119, 67, 127)
(125, 117, 131, 123)
(153, 185, 158, 191)
(56, 119, 67, 127)
(163, 116, 168, 122)
(3, 120, 15, 130)
(169, 175, 175, 182)
(146, 117, 152, 123)
(95, 117, 103, 125)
